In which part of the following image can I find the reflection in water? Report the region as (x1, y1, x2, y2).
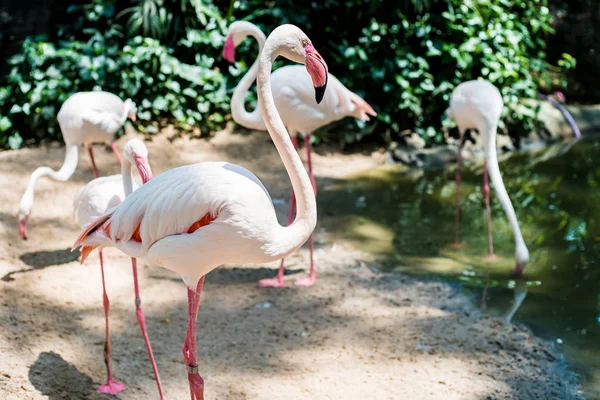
(319, 138, 600, 397)
(503, 277, 528, 324)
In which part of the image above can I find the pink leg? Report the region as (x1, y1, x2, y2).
(182, 277, 206, 400)
(295, 134, 317, 287)
(259, 134, 300, 288)
(87, 146, 100, 179)
(111, 142, 122, 165)
(451, 129, 465, 248)
(482, 159, 501, 261)
(131, 258, 165, 399)
(97, 250, 127, 395)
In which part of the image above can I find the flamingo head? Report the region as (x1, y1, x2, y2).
(223, 21, 265, 64)
(553, 91, 566, 103)
(223, 35, 236, 63)
(124, 99, 137, 122)
(513, 243, 530, 277)
(270, 25, 328, 103)
(123, 139, 153, 184)
(17, 212, 29, 240)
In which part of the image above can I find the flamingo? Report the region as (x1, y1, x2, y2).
(72, 24, 325, 400)
(223, 20, 376, 288)
(73, 138, 164, 397)
(18, 91, 137, 239)
(446, 80, 529, 276)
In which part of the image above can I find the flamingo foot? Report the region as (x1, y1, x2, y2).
(97, 378, 127, 395)
(483, 254, 503, 262)
(187, 369, 205, 400)
(294, 274, 316, 287)
(259, 277, 285, 288)
(450, 241, 466, 249)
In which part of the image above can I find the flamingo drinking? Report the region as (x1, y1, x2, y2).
(446, 80, 529, 276)
(18, 91, 137, 239)
(73, 139, 163, 397)
(73, 24, 326, 400)
(223, 20, 376, 288)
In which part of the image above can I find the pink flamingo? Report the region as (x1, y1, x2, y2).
(73, 24, 325, 400)
(73, 139, 163, 397)
(223, 21, 376, 288)
(446, 80, 529, 276)
(18, 91, 137, 239)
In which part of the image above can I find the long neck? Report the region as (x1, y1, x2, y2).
(19, 143, 79, 214)
(257, 39, 317, 257)
(121, 157, 134, 196)
(231, 27, 267, 131)
(481, 122, 528, 260)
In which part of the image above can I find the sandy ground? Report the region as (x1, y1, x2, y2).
(0, 128, 583, 399)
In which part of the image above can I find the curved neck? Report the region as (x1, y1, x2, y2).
(231, 25, 267, 131)
(19, 143, 79, 214)
(257, 36, 317, 257)
(121, 157, 134, 196)
(481, 123, 528, 259)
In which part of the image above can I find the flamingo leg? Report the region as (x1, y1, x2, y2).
(111, 142, 122, 165)
(259, 133, 300, 288)
(182, 277, 206, 400)
(87, 146, 100, 179)
(483, 158, 495, 258)
(97, 250, 127, 395)
(452, 129, 465, 247)
(131, 258, 164, 399)
(295, 133, 317, 287)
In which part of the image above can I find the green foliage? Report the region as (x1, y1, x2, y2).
(230, 0, 574, 145)
(0, 0, 228, 149)
(0, 0, 575, 150)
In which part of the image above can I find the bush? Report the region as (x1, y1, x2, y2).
(0, 0, 575, 150)
(0, 0, 229, 149)
(227, 0, 574, 145)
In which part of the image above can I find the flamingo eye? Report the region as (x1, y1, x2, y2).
(301, 39, 309, 46)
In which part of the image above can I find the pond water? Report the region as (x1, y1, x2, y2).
(319, 138, 600, 398)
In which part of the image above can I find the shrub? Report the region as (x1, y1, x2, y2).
(0, 0, 229, 149)
(227, 0, 575, 145)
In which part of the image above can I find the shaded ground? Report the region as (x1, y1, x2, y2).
(0, 128, 582, 399)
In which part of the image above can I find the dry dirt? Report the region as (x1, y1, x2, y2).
(0, 128, 582, 399)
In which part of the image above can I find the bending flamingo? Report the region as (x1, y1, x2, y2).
(447, 80, 529, 276)
(223, 20, 376, 288)
(18, 91, 137, 239)
(73, 139, 163, 397)
(73, 24, 325, 400)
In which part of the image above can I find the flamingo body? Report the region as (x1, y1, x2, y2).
(17, 90, 137, 239)
(77, 161, 307, 287)
(447, 80, 529, 275)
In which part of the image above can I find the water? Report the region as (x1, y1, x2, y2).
(319, 139, 600, 398)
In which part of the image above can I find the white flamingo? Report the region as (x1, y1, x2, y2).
(73, 138, 164, 397)
(73, 24, 325, 400)
(18, 91, 137, 239)
(223, 20, 376, 288)
(446, 80, 529, 276)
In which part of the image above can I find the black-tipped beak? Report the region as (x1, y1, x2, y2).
(315, 85, 326, 104)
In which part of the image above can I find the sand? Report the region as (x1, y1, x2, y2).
(0, 128, 583, 399)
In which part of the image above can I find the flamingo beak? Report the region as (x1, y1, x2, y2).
(223, 36, 236, 63)
(129, 113, 137, 122)
(134, 155, 153, 184)
(18, 216, 28, 240)
(304, 43, 328, 104)
(513, 263, 524, 277)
